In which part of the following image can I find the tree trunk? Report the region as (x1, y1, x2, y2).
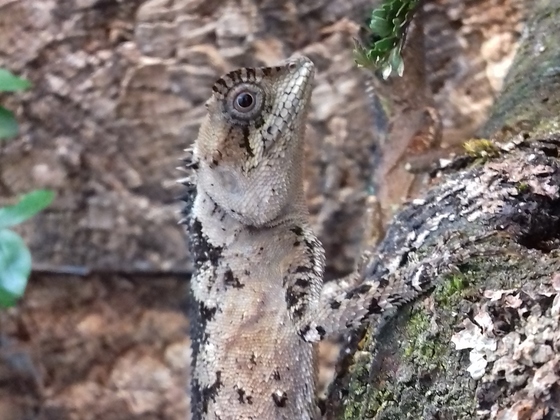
(328, 1, 560, 418)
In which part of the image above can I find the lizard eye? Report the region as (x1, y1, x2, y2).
(224, 83, 264, 123)
(234, 92, 255, 112)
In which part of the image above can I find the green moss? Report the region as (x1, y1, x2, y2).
(516, 182, 530, 193)
(342, 332, 375, 419)
(399, 270, 477, 380)
(402, 309, 429, 359)
(434, 273, 469, 307)
(342, 330, 401, 419)
(402, 308, 446, 366)
(343, 378, 396, 419)
(463, 139, 500, 159)
(337, 238, 560, 419)
(340, 300, 471, 417)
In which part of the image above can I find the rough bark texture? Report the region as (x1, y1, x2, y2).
(328, 136, 560, 419)
(329, 1, 560, 419)
(0, 0, 532, 419)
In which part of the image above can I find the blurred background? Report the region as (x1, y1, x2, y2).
(0, 0, 524, 418)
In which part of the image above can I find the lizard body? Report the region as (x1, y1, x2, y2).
(182, 56, 478, 419)
(185, 57, 322, 420)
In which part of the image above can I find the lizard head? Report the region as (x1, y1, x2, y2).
(193, 56, 315, 227)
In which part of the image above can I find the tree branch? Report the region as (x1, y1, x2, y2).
(327, 1, 560, 418)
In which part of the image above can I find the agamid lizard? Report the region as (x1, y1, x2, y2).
(180, 56, 498, 419)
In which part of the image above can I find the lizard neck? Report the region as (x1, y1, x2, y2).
(193, 186, 310, 248)
(186, 187, 320, 420)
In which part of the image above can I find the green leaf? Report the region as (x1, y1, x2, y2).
(389, 47, 405, 77)
(354, 0, 421, 76)
(369, 16, 392, 37)
(0, 106, 19, 140)
(374, 37, 397, 52)
(0, 229, 31, 308)
(392, 17, 404, 29)
(371, 7, 388, 19)
(0, 69, 31, 92)
(0, 190, 55, 229)
(381, 62, 394, 80)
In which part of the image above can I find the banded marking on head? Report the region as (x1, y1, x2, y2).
(192, 57, 315, 226)
(198, 56, 315, 171)
(211, 65, 284, 98)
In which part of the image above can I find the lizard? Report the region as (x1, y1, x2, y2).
(180, 55, 498, 420)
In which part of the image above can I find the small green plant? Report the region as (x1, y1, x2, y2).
(1, 69, 54, 308)
(463, 138, 500, 158)
(0, 191, 54, 307)
(0, 68, 31, 140)
(354, 0, 420, 79)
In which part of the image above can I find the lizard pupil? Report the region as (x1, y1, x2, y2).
(235, 92, 254, 111)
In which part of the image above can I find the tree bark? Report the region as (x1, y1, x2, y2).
(328, 1, 560, 418)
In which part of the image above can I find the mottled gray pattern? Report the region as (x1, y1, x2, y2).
(183, 56, 464, 419)
(186, 57, 321, 420)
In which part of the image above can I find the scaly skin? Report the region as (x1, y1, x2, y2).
(185, 57, 321, 420)
(182, 56, 488, 419)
